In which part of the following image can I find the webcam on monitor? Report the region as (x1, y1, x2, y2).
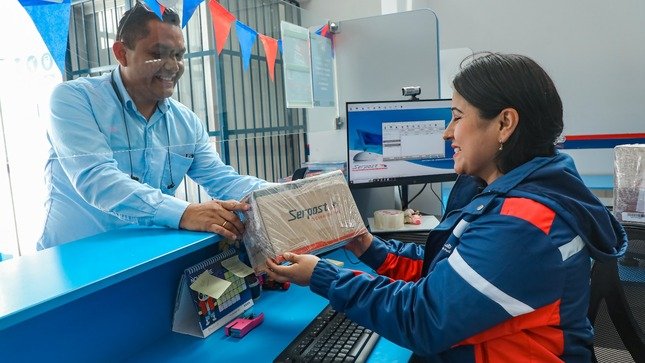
(402, 86, 421, 101)
(401, 86, 421, 96)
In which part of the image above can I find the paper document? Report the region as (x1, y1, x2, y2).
(190, 270, 231, 299)
(221, 255, 255, 278)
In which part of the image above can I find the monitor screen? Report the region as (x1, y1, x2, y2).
(346, 99, 457, 188)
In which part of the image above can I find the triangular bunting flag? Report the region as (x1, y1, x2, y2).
(259, 34, 278, 81)
(207, 0, 236, 55)
(19, 0, 71, 75)
(315, 24, 332, 38)
(320, 24, 330, 38)
(182, 0, 204, 28)
(235, 20, 257, 71)
(142, 0, 164, 19)
(278, 39, 283, 55)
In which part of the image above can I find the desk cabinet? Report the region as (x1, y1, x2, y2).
(0, 228, 411, 362)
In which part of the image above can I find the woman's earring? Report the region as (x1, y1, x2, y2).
(498, 140, 504, 151)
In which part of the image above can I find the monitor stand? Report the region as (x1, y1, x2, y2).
(401, 185, 410, 210)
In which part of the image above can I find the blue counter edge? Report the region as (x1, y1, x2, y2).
(0, 227, 220, 331)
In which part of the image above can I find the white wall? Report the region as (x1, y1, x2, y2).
(301, 0, 381, 22)
(426, 0, 645, 175)
(300, 0, 644, 220)
(304, 0, 645, 175)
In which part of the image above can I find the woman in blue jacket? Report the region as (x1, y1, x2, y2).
(267, 52, 627, 362)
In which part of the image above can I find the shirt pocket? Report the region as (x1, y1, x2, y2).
(163, 151, 194, 193)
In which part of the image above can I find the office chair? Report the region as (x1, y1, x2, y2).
(291, 167, 308, 181)
(588, 223, 645, 363)
(621, 222, 645, 266)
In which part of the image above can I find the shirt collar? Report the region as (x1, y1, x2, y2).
(111, 68, 170, 115)
(157, 97, 170, 113)
(111, 68, 134, 111)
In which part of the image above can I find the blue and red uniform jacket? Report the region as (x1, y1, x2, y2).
(309, 153, 627, 362)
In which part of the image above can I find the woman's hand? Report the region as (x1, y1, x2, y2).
(266, 252, 320, 286)
(344, 231, 373, 258)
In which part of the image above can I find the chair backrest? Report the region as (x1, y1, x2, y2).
(622, 223, 645, 262)
(588, 223, 645, 363)
(291, 167, 308, 181)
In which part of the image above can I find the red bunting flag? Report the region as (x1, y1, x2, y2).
(258, 34, 278, 81)
(207, 0, 236, 55)
(319, 24, 329, 38)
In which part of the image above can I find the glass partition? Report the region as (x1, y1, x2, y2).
(0, 0, 329, 256)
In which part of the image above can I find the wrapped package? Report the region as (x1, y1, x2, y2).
(242, 170, 366, 272)
(613, 144, 645, 225)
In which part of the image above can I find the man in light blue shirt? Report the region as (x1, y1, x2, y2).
(38, 4, 268, 249)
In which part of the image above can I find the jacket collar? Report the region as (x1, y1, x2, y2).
(484, 153, 561, 194)
(446, 153, 564, 217)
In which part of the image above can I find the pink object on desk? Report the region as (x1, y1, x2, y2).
(225, 313, 264, 338)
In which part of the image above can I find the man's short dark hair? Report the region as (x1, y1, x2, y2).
(116, 1, 180, 49)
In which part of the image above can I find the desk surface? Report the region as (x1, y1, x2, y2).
(126, 248, 412, 362)
(580, 175, 613, 190)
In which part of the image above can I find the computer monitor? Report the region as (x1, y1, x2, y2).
(346, 99, 457, 189)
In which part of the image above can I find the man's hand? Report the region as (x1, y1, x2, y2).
(179, 200, 250, 240)
(265, 252, 320, 286)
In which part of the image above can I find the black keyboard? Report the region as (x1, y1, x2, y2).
(274, 304, 379, 362)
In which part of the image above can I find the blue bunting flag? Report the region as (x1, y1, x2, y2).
(182, 0, 204, 28)
(143, 0, 164, 19)
(19, 0, 71, 75)
(235, 20, 257, 71)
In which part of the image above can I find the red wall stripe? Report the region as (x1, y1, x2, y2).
(565, 132, 645, 140)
